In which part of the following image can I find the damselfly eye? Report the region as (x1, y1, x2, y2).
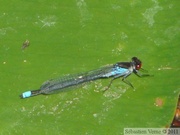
(136, 64, 141, 70)
(132, 57, 142, 70)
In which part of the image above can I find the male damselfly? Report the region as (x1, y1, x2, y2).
(20, 57, 151, 98)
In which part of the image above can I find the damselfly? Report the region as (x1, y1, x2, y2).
(20, 57, 151, 98)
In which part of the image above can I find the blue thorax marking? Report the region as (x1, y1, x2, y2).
(111, 66, 128, 76)
(102, 65, 129, 77)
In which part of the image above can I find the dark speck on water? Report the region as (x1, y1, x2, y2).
(22, 40, 30, 50)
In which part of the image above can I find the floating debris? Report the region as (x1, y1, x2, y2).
(22, 40, 30, 50)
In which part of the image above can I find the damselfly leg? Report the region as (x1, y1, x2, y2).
(103, 72, 133, 92)
(134, 70, 152, 78)
(139, 68, 148, 73)
(121, 72, 134, 88)
(122, 77, 134, 88)
(103, 78, 116, 91)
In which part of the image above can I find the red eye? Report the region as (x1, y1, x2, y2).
(136, 64, 141, 70)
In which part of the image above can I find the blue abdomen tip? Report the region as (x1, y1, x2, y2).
(22, 91, 32, 98)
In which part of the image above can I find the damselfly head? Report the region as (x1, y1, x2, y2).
(132, 57, 142, 70)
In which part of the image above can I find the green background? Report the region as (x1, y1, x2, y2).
(0, 0, 179, 134)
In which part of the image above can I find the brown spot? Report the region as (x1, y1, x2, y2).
(154, 97, 164, 107)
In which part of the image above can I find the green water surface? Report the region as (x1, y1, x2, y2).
(0, 0, 180, 135)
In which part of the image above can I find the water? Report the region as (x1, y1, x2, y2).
(0, 0, 179, 134)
